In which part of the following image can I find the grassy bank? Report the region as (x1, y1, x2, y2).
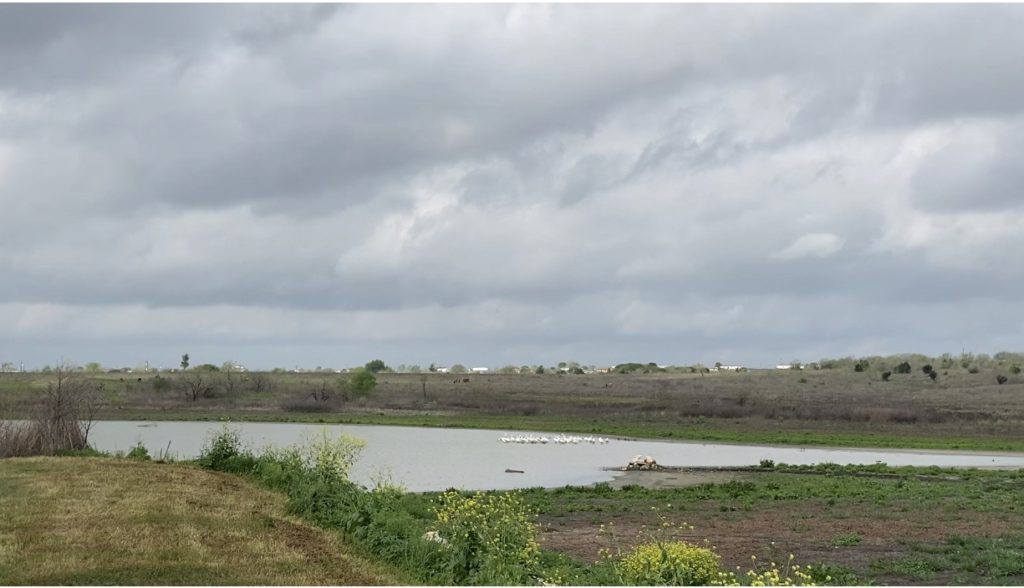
(0, 457, 404, 585)
(97, 408, 1024, 452)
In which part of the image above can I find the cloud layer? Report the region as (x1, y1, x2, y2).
(2, 5, 1023, 369)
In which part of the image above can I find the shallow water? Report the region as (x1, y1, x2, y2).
(88, 421, 1024, 492)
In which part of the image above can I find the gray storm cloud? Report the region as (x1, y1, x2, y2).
(1, 4, 1023, 369)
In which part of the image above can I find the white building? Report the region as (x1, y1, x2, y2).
(470, 367, 489, 373)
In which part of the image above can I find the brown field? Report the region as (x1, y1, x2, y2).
(3, 365, 1024, 446)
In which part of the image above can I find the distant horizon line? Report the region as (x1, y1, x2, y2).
(3, 350, 1021, 374)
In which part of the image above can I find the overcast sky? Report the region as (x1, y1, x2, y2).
(2, 4, 1024, 370)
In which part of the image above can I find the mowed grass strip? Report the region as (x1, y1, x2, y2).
(0, 457, 404, 585)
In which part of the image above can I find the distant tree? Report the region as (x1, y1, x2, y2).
(790, 360, 803, 370)
(535, 365, 545, 374)
(408, 365, 423, 374)
(84, 362, 102, 373)
(220, 370, 243, 395)
(450, 364, 467, 374)
(881, 371, 892, 382)
(928, 371, 938, 381)
(996, 375, 1009, 385)
(195, 364, 220, 372)
(429, 363, 437, 372)
(365, 359, 388, 373)
(568, 366, 585, 375)
(349, 368, 377, 396)
(894, 361, 912, 374)
(854, 360, 869, 372)
(249, 372, 272, 393)
(922, 364, 934, 375)
(1010, 365, 1022, 375)
(180, 371, 214, 402)
(180, 354, 190, 370)
(557, 362, 567, 370)
(498, 365, 518, 374)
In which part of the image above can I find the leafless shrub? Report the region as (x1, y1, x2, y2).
(249, 372, 273, 394)
(180, 371, 215, 402)
(309, 380, 334, 404)
(0, 367, 101, 457)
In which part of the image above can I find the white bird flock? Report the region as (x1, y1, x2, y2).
(499, 434, 609, 445)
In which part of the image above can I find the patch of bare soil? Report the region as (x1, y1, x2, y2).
(606, 469, 753, 489)
(539, 501, 1024, 575)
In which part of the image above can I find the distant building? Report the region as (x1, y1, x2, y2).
(470, 367, 489, 374)
(776, 364, 793, 370)
(436, 366, 450, 374)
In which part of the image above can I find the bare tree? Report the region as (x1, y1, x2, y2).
(180, 371, 214, 402)
(310, 380, 333, 404)
(250, 372, 272, 394)
(220, 370, 244, 396)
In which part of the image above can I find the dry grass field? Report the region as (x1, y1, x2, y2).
(0, 457, 403, 585)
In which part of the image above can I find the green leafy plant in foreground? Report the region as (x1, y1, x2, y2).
(616, 541, 722, 586)
(432, 490, 543, 585)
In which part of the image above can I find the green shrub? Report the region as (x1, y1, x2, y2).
(881, 371, 891, 382)
(151, 376, 172, 393)
(616, 541, 721, 586)
(302, 430, 366, 484)
(348, 368, 378, 397)
(197, 427, 257, 473)
(968, 366, 980, 374)
(126, 441, 151, 461)
(996, 375, 1008, 385)
(894, 361, 912, 374)
(433, 490, 542, 585)
(1011, 365, 1022, 375)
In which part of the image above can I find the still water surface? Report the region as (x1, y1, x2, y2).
(89, 421, 1024, 492)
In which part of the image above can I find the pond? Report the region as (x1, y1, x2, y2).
(88, 421, 1024, 492)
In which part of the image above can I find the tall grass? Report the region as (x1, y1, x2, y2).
(0, 368, 99, 457)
